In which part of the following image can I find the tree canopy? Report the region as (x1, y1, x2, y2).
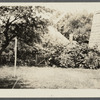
(0, 6, 49, 56)
(56, 11, 93, 44)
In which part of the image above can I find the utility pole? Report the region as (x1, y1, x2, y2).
(14, 37, 17, 77)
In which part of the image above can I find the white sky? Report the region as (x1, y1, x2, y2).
(0, 3, 100, 13)
(36, 3, 100, 14)
(35, 3, 100, 13)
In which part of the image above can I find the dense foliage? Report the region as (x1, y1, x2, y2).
(0, 6, 49, 66)
(57, 11, 93, 44)
(0, 6, 100, 69)
(48, 43, 100, 69)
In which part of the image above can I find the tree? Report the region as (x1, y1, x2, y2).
(0, 6, 48, 57)
(56, 12, 93, 44)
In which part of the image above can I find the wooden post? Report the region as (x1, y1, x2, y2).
(14, 37, 17, 77)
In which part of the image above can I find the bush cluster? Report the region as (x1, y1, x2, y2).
(1, 43, 100, 69)
(0, 42, 38, 66)
(0, 49, 37, 66)
(48, 43, 100, 69)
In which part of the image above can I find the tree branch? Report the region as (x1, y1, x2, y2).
(3, 18, 10, 42)
(9, 17, 19, 25)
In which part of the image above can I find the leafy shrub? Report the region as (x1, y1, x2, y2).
(0, 41, 38, 66)
(83, 47, 100, 69)
(48, 43, 100, 69)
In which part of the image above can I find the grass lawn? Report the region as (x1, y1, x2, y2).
(0, 66, 100, 89)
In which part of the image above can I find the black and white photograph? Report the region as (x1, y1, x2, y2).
(0, 3, 100, 90)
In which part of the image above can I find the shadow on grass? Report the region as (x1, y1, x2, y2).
(0, 77, 25, 89)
